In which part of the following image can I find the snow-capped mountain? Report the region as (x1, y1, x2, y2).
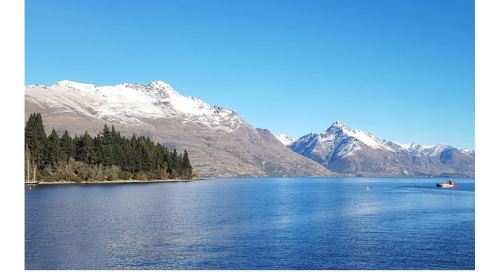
(290, 121, 475, 177)
(25, 81, 334, 177)
(26, 80, 243, 132)
(275, 134, 294, 146)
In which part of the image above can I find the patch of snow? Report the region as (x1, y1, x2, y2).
(461, 148, 475, 155)
(399, 143, 453, 157)
(275, 134, 294, 146)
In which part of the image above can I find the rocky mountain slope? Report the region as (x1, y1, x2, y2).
(290, 121, 474, 177)
(25, 81, 334, 177)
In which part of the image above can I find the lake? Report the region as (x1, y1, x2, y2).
(25, 177, 475, 269)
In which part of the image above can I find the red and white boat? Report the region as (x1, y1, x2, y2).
(436, 180, 457, 188)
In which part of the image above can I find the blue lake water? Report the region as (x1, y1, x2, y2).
(25, 177, 475, 270)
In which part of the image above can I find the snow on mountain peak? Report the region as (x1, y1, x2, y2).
(145, 81, 178, 95)
(290, 121, 474, 177)
(148, 80, 170, 88)
(295, 121, 470, 159)
(327, 120, 348, 131)
(54, 80, 89, 86)
(26, 80, 243, 132)
(275, 134, 294, 146)
(460, 148, 475, 156)
(324, 121, 393, 151)
(399, 143, 455, 157)
(52, 80, 97, 92)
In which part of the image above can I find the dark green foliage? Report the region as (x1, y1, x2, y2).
(182, 150, 193, 178)
(59, 130, 75, 161)
(25, 113, 194, 181)
(25, 113, 47, 163)
(75, 131, 97, 164)
(44, 129, 63, 167)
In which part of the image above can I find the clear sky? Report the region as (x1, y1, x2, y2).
(25, 0, 475, 148)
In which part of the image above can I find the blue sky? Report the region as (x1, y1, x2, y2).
(26, 0, 474, 148)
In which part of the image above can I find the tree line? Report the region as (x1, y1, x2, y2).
(25, 113, 193, 182)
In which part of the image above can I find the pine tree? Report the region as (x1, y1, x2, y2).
(97, 124, 113, 165)
(76, 131, 96, 164)
(182, 149, 192, 178)
(170, 149, 181, 176)
(110, 125, 121, 165)
(44, 129, 62, 167)
(59, 130, 75, 161)
(25, 113, 47, 163)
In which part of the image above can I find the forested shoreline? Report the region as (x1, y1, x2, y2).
(25, 113, 194, 182)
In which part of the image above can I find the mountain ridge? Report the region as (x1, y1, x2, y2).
(25, 80, 335, 177)
(290, 121, 474, 177)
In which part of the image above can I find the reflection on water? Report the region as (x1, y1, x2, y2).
(25, 177, 474, 269)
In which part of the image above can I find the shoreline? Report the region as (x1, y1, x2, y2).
(27, 175, 475, 186)
(32, 178, 199, 186)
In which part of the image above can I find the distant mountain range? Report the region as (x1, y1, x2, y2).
(25, 80, 474, 178)
(285, 121, 474, 177)
(25, 81, 333, 177)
